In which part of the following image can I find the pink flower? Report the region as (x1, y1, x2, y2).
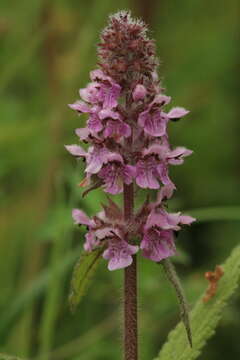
(72, 206, 138, 270)
(85, 145, 112, 174)
(79, 82, 101, 104)
(135, 145, 172, 189)
(75, 72, 121, 110)
(135, 156, 163, 189)
(141, 229, 176, 262)
(135, 144, 192, 189)
(138, 109, 168, 137)
(69, 100, 103, 133)
(103, 236, 138, 271)
(90, 69, 121, 109)
(138, 95, 171, 137)
(98, 154, 136, 194)
(145, 209, 195, 231)
(140, 208, 195, 262)
(98, 108, 131, 139)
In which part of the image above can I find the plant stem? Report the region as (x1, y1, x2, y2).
(123, 183, 138, 360)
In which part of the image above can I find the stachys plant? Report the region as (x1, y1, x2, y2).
(66, 11, 195, 360)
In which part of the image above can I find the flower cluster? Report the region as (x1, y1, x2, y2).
(66, 11, 195, 270)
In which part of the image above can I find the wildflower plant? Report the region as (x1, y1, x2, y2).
(66, 11, 196, 360)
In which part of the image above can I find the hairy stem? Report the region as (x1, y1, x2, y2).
(123, 183, 138, 360)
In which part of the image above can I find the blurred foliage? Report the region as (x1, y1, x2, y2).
(0, 0, 240, 359)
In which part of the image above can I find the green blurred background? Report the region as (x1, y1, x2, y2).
(1, 0, 240, 359)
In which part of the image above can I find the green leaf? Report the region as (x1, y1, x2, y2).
(161, 259, 192, 347)
(154, 245, 240, 360)
(69, 249, 103, 312)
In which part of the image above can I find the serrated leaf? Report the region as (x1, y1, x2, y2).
(155, 245, 240, 360)
(69, 248, 103, 312)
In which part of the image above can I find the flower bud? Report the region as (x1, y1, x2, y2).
(133, 84, 147, 101)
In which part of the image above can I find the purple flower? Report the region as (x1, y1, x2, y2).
(138, 95, 171, 137)
(79, 82, 101, 105)
(141, 228, 176, 262)
(135, 144, 172, 189)
(135, 143, 192, 189)
(135, 156, 162, 189)
(90, 69, 121, 109)
(69, 99, 103, 133)
(104, 120, 131, 139)
(72, 206, 138, 270)
(78, 75, 120, 109)
(103, 236, 138, 271)
(85, 145, 112, 174)
(87, 106, 103, 133)
(99, 108, 131, 139)
(65, 144, 111, 176)
(138, 109, 168, 137)
(146, 143, 193, 165)
(98, 154, 135, 194)
(145, 208, 195, 231)
(140, 208, 195, 262)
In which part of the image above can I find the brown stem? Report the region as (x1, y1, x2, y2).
(123, 183, 138, 360)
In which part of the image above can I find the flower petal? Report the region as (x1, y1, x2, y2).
(168, 107, 189, 119)
(69, 100, 90, 113)
(65, 145, 87, 157)
(72, 209, 93, 226)
(179, 215, 196, 225)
